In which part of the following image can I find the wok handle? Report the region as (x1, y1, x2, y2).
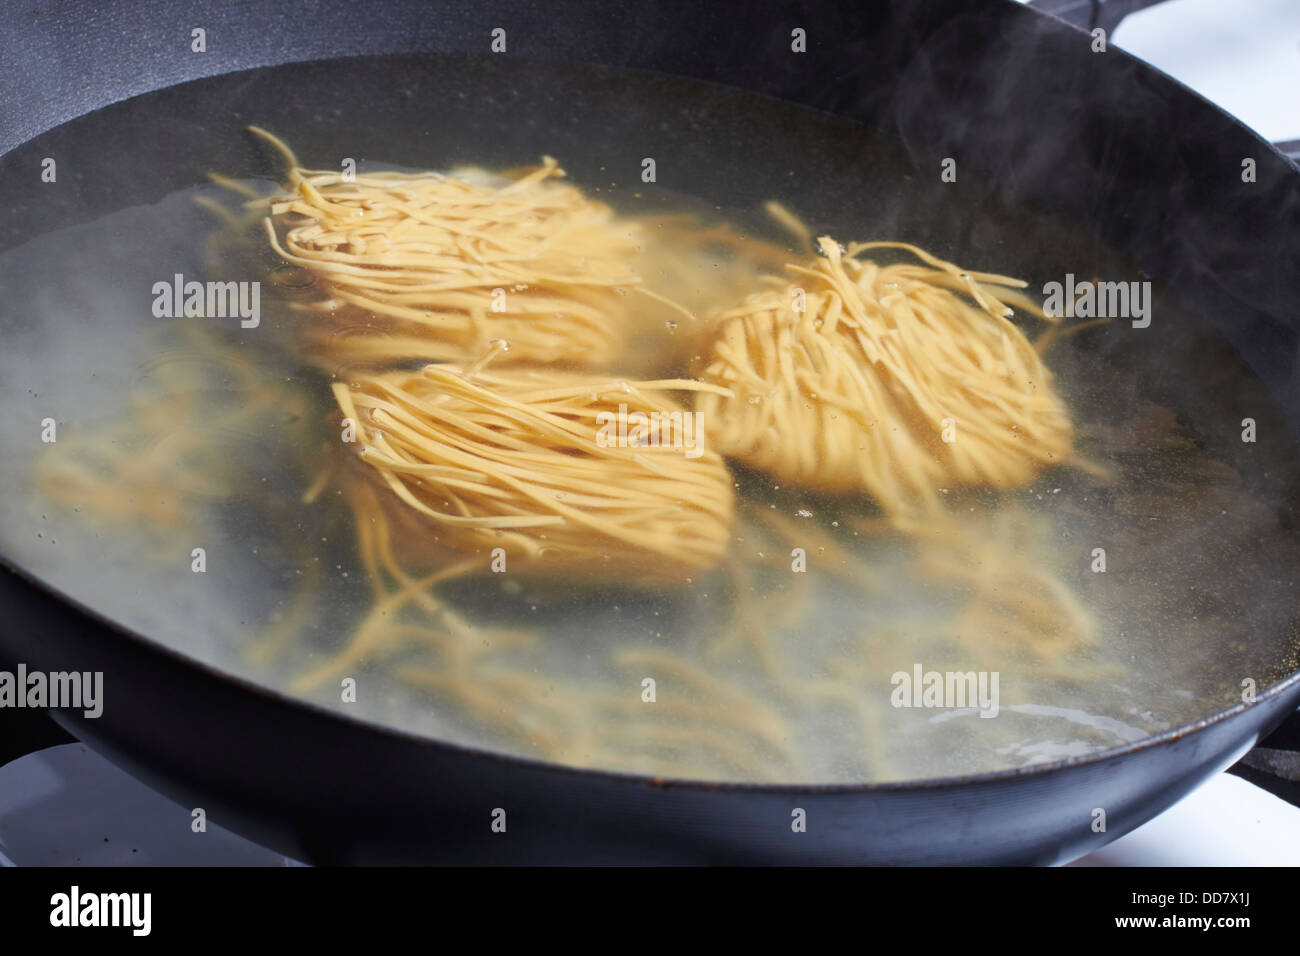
(1273, 140, 1300, 164)
(1227, 708, 1300, 808)
(1026, 0, 1173, 35)
(1028, 2, 1300, 166)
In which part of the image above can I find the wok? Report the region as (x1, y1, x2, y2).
(1, 0, 1299, 864)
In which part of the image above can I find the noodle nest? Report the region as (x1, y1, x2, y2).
(696, 237, 1076, 521)
(331, 357, 735, 584)
(262, 150, 671, 371)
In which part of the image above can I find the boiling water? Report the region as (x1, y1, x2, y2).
(1, 56, 1298, 784)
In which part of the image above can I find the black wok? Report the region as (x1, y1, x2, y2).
(1, 0, 1299, 864)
